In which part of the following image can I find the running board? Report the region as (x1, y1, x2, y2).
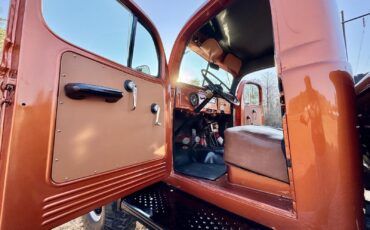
(121, 182, 270, 230)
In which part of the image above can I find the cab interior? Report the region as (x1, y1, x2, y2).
(172, 0, 292, 202)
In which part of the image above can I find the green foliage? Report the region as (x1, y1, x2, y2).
(0, 27, 5, 57)
(243, 84, 259, 105)
(188, 78, 201, 87)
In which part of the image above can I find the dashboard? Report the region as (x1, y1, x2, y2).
(174, 83, 231, 114)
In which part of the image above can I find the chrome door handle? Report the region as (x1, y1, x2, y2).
(151, 103, 161, 126)
(124, 80, 137, 110)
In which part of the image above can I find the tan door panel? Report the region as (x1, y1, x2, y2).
(244, 105, 263, 125)
(52, 52, 166, 183)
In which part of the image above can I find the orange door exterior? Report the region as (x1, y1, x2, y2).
(0, 0, 171, 229)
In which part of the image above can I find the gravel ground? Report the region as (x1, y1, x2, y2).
(53, 217, 147, 230)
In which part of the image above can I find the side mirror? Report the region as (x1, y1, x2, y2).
(135, 65, 151, 75)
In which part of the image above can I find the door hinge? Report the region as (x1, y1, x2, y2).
(286, 159, 292, 168)
(0, 77, 17, 106)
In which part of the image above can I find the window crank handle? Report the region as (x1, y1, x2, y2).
(124, 80, 137, 110)
(151, 103, 161, 126)
(132, 86, 137, 110)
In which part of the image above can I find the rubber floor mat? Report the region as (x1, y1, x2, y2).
(175, 162, 226, 180)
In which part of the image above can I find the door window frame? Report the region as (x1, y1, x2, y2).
(40, 0, 164, 81)
(128, 16, 161, 77)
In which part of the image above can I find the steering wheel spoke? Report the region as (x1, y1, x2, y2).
(201, 69, 240, 106)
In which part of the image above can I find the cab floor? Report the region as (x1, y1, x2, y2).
(121, 182, 270, 230)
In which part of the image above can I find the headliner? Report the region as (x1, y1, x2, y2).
(192, 0, 275, 76)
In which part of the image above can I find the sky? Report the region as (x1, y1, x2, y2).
(133, 0, 205, 58)
(336, 0, 370, 75)
(0, 0, 370, 76)
(0, 0, 10, 28)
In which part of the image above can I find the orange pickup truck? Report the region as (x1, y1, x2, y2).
(0, 0, 368, 229)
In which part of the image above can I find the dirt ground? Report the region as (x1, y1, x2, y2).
(53, 217, 147, 230)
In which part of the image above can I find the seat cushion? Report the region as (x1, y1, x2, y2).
(224, 125, 289, 182)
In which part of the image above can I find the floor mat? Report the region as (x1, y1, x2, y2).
(175, 162, 227, 180)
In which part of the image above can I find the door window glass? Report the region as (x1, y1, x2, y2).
(131, 22, 159, 77)
(42, 0, 132, 66)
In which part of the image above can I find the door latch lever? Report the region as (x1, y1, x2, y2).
(151, 103, 161, 126)
(124, 80, 137, 110)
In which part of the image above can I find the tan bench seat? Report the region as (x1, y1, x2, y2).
(224, 125, 290, 196)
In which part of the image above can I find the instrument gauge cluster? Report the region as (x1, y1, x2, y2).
(187, 92, 222, 113)
(189, 92, 199, 107)
(175, 84, 231, 114)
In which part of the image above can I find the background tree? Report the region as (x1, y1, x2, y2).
(244, 70, 282, 128)
(0, 27, 5, 54)
(0, 17, 7, 61)
(189, 78, 201, 86)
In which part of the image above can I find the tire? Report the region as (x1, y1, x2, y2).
(81, 207, 105, 230)
(82, 202, 136, 230)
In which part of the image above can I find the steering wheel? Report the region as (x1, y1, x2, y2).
(201, 69, 240, 106)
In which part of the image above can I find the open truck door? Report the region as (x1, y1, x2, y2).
(0, 0, 171, 229)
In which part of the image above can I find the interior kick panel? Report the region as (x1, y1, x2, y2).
(121, 182, 270, 230)
(244, 105, 263, 125)
(52, 52, 166, 183)
(175, 83, 231, 114)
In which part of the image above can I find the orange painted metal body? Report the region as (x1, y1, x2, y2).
(167, 0, 363, 229)
(0, 0, 364, 229)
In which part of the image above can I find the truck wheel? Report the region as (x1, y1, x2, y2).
(82, 207, 105, 230)
(82, 202, 136, 230)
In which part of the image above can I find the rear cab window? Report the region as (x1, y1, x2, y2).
(42, 0, 159, 77)
(243, 84, 260, 106)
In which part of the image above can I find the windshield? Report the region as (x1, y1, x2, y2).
(178, 48, 233, 91)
